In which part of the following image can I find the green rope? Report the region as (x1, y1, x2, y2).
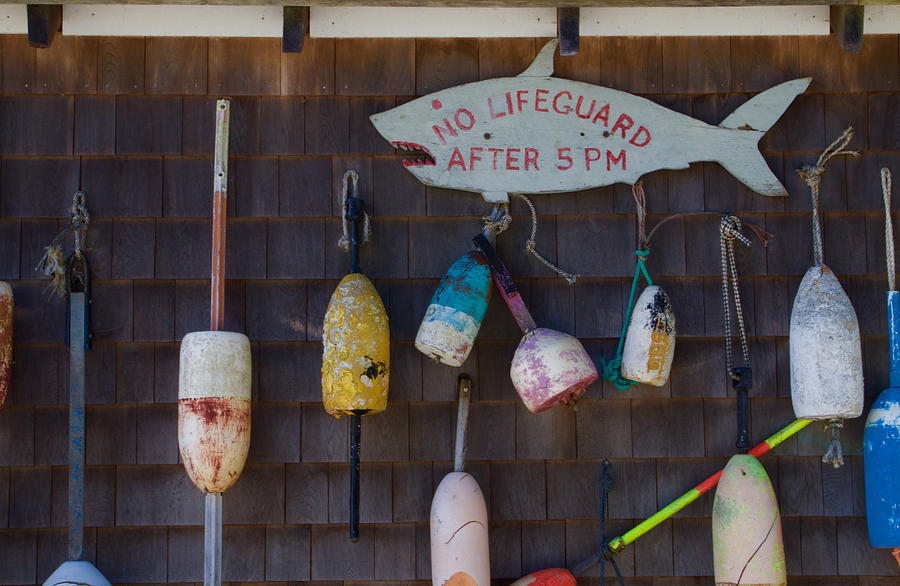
(602, 250, 653, 390)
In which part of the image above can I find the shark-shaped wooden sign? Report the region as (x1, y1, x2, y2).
(370, 39, 810, 203)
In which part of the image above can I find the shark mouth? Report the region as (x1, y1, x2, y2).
(392, 141, 436, 167)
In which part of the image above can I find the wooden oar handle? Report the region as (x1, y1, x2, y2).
(473, 234, 537, 333)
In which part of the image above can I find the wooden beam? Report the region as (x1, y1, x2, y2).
(26, 4, 60, 48)
(831, 5, 865, 53)
(282, 6, 308, 52)
(557, 7, 579, 55)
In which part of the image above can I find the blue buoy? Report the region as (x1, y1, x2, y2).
(865, 292, 900, 548)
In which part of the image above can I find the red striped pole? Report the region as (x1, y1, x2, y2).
(211, 99, 230, 331)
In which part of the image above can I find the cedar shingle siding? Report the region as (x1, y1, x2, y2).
(1, 33, 899, 583)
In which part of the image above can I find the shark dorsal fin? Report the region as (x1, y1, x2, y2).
(518, 39, 558, 78)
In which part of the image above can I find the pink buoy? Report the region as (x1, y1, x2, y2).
(474, 234, 597, 412)
(712, 454, 786, 585)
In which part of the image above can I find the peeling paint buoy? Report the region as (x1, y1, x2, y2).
(416, 250, 492, 367)
(789, 265, 864, 422)
(431, 472, 490, 586)
(178, 330, 252, 494)
(621, 285, 675, 386)
(0, 281, 11, 409)
(712, 454, 786, 585)
(322, 272, 390, 416)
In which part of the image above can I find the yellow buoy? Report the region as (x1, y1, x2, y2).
(322, 272, 390, 416)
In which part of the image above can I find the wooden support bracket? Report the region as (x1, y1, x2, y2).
(830, 5, 864, 54)
(26, 4, 62, 49)
(558, 7, 580, 56)
(282, 6, 309, 53)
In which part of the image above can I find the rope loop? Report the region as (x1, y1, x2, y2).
(720, 214, 751, 379)
(338, 170, 371, 251)
(822, 418, 845, 469)
(37, 191, 90, 297)
(481, 204, 512, 236)
(510, 193, 580, 285)
(797, 127, 860, 266)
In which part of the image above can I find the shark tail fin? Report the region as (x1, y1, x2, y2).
(719, 132, 788, 196)
(719, 77, 812, 132)
(716, 77, 812, 197)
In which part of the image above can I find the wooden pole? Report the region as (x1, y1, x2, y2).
(68, 292, 86, 561)
(211, 99, 230, 333)
(206, 98, 230, 586)
(454, 375, 472, 473)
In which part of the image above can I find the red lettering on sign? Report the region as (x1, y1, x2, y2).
(455, 109, 475, 130)
(525, 148, 539, 171)
(516, 90, 529, 113)
(488, 97, 506, 119)
(470, 147, 483, 170)
(505, 92, 514, 115)
(611, 114, 634, 138)
(575, 96, 596, 120)
(448, 148, 467, 171)
(507, 148, 521, 170)
(432, 119, 458, 145)
(630, 126, 651, 147)
(593, 104, 610, 126)
(488, 147, 504, 170)
(557, 148, 573, 170)
(585, 148, 602, 170)
(553, 91, 572, 115)
(535, 89, 549, 113)
(607, 149, 626, 171)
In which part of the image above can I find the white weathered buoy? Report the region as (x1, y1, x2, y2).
(0, 281, 11, 409)
(790, 265, 864, 421)
(42, 560, 111, 586)
(430, 471, 490, 586)
(621, 285, 675, 386)
(178, 330, 252, 494)
(712, 454, 786, 585)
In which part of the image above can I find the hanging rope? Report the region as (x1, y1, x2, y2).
(820, 418, 845, 469)
(481, 203, 512, 236)
(600, 187, 655, 390)
(36, 192, 90, 298)
(509, 193, 580, 285)
(598, 460, 626, 586)
(720, 215, 752, 380)
(796, 127, 860, 266)
(337, 170, 371, 251)
(884, 168, 895, 292)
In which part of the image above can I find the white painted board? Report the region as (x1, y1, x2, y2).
(311, 7, 556, 38)
(0, 4, 26, 34)
(63, 5, 282, 37)
(581, 6, 829, 36)
(865, 6, 900, 34)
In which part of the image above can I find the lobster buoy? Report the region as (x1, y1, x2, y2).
(416, 250, 492, 367)
(0, 281, 11, 409)
(510, 569, 576, 586)
(42, 560, 111, 586)
(430, 472, 490, 586)
(621, 285, 675, 386)
(790, 265, 864, 421)
(511, 328, 598, 413)
(712, 454, 786, 585)
(178, 330, 252, 494)
(322, 273, 390, 416)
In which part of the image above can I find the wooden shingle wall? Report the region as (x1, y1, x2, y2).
(1, 33, 899, 585)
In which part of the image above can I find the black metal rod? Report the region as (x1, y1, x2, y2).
(346, 181, 363, 275)
(349, 412, 362, 542)
(733, 366, 752, 452)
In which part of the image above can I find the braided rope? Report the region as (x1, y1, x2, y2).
(884, 168, 895, 292)
(511, 193, 580, 285)
(338, 170, 370, 251)
(796, 127, 860, 267)
(36, 191, 90, 297)
(822, 418, 845, 468)
(632, 181, 648, 249)
(720, 215, 751, 379)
